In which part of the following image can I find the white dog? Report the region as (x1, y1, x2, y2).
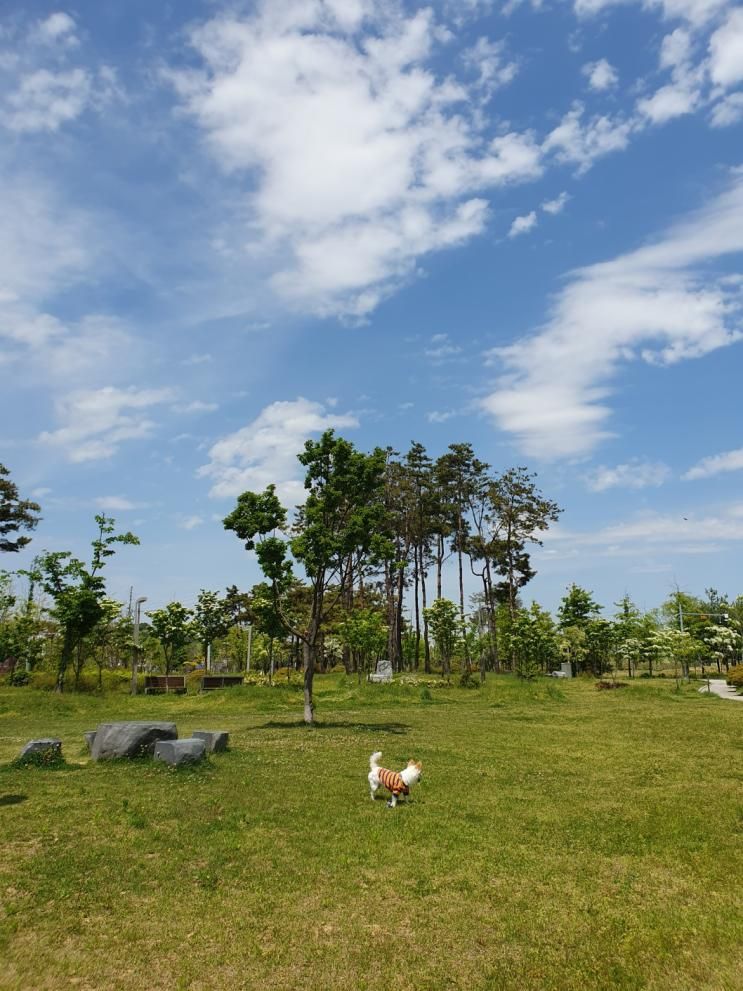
(368, 751, 422, 807)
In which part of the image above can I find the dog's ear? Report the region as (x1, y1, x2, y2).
(415, 761, 422, 770)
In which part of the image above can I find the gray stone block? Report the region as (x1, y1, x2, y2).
(153, 738, 206, 766)
(91, 721, 177, 760)
(84, 731, 97, 753)
(192, 730, 229, 753)
(369, 658, 393, 683)
(19, 738, 62, 761)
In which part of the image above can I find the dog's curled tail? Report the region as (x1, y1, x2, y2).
(369, 750, 382, 769)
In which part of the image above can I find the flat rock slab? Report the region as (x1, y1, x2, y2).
(154, 738, 206, 766)
(192, 730, 229, 753)
(369, 658, 393, 683)
(19, 739, 62, 761)
(91, 721, 177, 760)
(84, 731, 97, 753)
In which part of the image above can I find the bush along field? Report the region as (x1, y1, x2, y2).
(0, 674, 741, 991)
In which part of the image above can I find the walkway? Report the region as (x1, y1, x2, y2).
(698, 678, 743, 702)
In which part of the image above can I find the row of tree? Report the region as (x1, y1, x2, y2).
(1, 450, 741, 716)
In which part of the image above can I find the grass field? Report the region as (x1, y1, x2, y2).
(0, 676, 741, 991)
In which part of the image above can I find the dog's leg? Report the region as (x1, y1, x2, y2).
(368, 772, 378, 801)
(387, 793, 398, 809)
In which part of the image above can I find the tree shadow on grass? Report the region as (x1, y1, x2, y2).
(253, 720, 410, 734)
(0, 794, 28, 807)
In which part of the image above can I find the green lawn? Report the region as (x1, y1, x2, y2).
(0, 676, 741, 991)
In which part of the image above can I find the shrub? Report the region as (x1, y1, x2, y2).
(12, 747, 66, 770)
(459, 670, 480, 689)
(726, 664, 743, 688)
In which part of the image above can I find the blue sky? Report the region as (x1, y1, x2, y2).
(2, 0, 743, 616)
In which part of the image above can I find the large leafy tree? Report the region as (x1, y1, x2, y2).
(38, 515, 139, 692)
(193, 590, 232, 664)
(224, 431, 390, 723)
(424, 597, 461, 680)
(147, 601, 194, 673)
(487, 468, 561, 621)
(0, 463, 41, 553)
(337, 607, 387, 682)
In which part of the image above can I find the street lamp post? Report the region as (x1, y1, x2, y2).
(130, 596, 147, 695)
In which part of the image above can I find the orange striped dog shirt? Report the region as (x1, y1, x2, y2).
(377, 766, 410, 797)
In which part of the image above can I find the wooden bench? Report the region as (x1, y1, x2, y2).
(200, 674, 244, 692)
(144, 675, 187, 695)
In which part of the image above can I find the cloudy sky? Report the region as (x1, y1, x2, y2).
(3, 0, 743, 614)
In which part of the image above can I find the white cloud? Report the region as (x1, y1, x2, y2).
(544, 501, 743, 555)
(95, 496, 138, 511)
(710, 91, 743, 126)
(684, 447, 743, 479)
(637, 82, 699, 122)
(182, 353, 213, 366)
(426, 409, 457, 423)
(543, 104, 633, 173)
(574, 0, 731, 28)
(508, 210, 538, 237)
(198, 397, 359, 502)
(179, 515, 205, 531)
(481, 170, 743, 459)
(39, 386, 175, 462)
(168, 2, 544, 318)
(582, 58, 618, 90)
(709, 8, 743, 87)
(33, 13, 79, 46)
(172, 400, 219, 414)
(585, 460, 672, 491)
(1, 68, 91, 132)
(424, 333, 463, 359)
(542, 191, 570, 215)
(463, 37, 519, 98)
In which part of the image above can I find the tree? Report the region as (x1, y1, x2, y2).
(424, 597, 461, 680)
(337, 607, 388, 682)
(487, 468, 561, 621)
(508, 603, 559, 679)
(147, 602, 193, 674)
(193, 590, 232, 664)
(38, 515, 139, 692)
(558, 584, 602, 629)
(224, 432, 390, 723)
(0, 464, 41, 553)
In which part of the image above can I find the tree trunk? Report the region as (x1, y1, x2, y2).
(303, 638, 316, 723)
(421, 560, 431, 674)
(413, 544, 420, 671)
(395, 566, 405, 671)
(56, 632, 74, 693)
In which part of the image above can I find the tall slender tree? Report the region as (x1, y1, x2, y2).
(224, 432, 391, 723)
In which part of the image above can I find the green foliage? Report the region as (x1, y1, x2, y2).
(192, 590, 232, 657)
(337, 608, 387, 675)
(424, 597, 461, 677)
(558, 583, 602, 629)
(0, 463, 41, 553)
(147, 601, 194, 672)
(36, 515, 139, 692)
(726, 664, 743, 687)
